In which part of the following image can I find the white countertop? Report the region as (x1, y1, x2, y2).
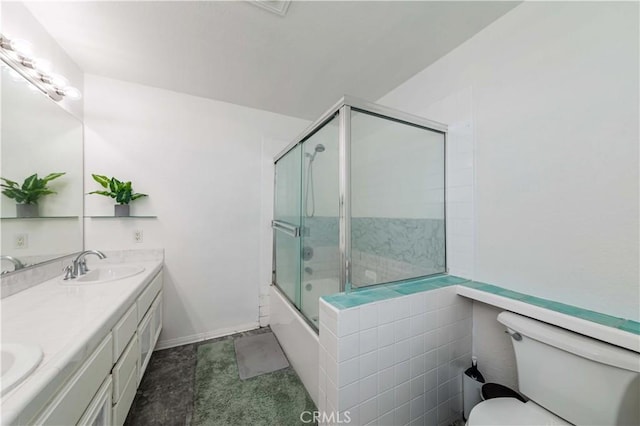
(1, 259, 163, 425)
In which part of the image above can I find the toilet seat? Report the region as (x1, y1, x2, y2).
(467, 398, 571, 426)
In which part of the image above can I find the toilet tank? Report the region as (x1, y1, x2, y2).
(498, 312, 640, 426)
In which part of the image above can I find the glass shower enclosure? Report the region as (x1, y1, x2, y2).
(272, 97, 446, 328)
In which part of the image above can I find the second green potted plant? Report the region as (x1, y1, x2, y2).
(1, 172, 66, 218)
(89, 174, 147, 217)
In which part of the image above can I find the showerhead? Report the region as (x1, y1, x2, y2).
(307, 144, 325, 161)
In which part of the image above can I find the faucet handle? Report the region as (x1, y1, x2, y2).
(78, 260, 88, 275)
(62, 265, 75, 280)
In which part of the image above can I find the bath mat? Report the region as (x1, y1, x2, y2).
(234, 332, 289, 380)
(193, 339, 316, 426)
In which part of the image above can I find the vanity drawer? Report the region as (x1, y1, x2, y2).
(113, 304, 137, 362)
(77, 375, 112, 426)
(112, 333, 139, 403)
(112, 366, 137, 426)
(137, 271, 162, 322)
(33, 334, 113, 425)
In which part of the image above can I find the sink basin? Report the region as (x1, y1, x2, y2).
(1, 343, 43, 396)
(61, 265, 145, 285)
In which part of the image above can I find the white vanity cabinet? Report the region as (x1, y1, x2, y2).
(33, 334, 113, 425)
(27, 268, 163, 426)
(78, 376, 113, 426)
(112, 270, 163, 425)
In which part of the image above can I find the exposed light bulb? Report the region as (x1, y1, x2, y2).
(49, 73, 68, 88)
(32, 58, 52, 74)
(63, 86, 82, 100)
(9, 39, 33, 58)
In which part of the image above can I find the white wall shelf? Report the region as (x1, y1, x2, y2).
(85, 216, 157, 219)
(1, 216, 80, 220)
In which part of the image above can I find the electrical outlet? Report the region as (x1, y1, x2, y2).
(14, 233, 28, 249)
(133, 230, 143, 243)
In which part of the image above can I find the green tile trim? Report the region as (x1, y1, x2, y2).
(320, 275, 640, 336)
(458, 281, 637, 335)
(619, 321, 640, 334)
(320, 274, 468, 309)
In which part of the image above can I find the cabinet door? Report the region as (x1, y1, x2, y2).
(152, 291, 163, 346)
(112, 367, 137, 426)
(138, 292, 163, 384)
(138, 309, 153, 384)
(77, 376, 112, 426)
(33, 335, 113, 425)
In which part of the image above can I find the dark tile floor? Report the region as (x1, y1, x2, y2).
(124, 327, 275, 426)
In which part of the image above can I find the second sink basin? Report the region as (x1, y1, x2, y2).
(62, 265, 145, 285)
(1, 343, 43, 396)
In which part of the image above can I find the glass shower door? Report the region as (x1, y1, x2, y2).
(300, 116, 340, 326)
(273, 116, 340, 328)
(273, 145, 302, 308)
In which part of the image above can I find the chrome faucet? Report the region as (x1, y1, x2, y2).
(72, 250, 107, 277)
(1, 255, 25, 274)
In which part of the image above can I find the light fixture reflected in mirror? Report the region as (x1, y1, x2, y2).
(63, 86, 82, 100)
(0, 33, 81, 102)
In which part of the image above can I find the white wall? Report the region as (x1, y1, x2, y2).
(83, 74, 308, 348)
(379, 2, 639, 321)
(1, 2, 84, 120)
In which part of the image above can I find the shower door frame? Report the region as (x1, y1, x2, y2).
(273, 95, 448, 298)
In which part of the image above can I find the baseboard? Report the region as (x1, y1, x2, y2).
(155, 321, 260, 350)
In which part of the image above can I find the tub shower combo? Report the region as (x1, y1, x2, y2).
(272, 97, 446, 328)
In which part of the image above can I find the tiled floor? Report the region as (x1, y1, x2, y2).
(124, 341, 197, 425)
(124, 327, 315, 426)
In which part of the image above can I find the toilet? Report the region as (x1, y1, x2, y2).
(467, 312, 640, 426)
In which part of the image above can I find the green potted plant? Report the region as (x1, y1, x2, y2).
(1, 172, 66, 218)
(89, 174, 147, 217)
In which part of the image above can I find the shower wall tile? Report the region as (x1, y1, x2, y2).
(302, 246, 339, 281)
(302, 216, 446, 286)
(303, 216, 339, 246)
(318, 286, 472, 426)
(351, 217, 445, 286)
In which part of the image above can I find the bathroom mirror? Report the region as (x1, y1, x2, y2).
(0, 64, 83, 273)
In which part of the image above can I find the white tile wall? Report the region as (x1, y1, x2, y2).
(319, 287, 472, 426)
(409, 87, 475, 281)
(352, 250, 433, 287)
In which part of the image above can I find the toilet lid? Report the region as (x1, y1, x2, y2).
(468, 399, 571, 426)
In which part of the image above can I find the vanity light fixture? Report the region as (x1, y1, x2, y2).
(0, 33, 81, 102)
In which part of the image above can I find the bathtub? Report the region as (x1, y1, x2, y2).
(300, 277, 341, 328)
(269, 285, 320, 405)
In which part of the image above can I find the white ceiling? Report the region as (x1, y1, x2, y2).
(24, 1, 519, 120)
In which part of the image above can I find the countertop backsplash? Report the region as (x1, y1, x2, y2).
(1, 249, 164, 299)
